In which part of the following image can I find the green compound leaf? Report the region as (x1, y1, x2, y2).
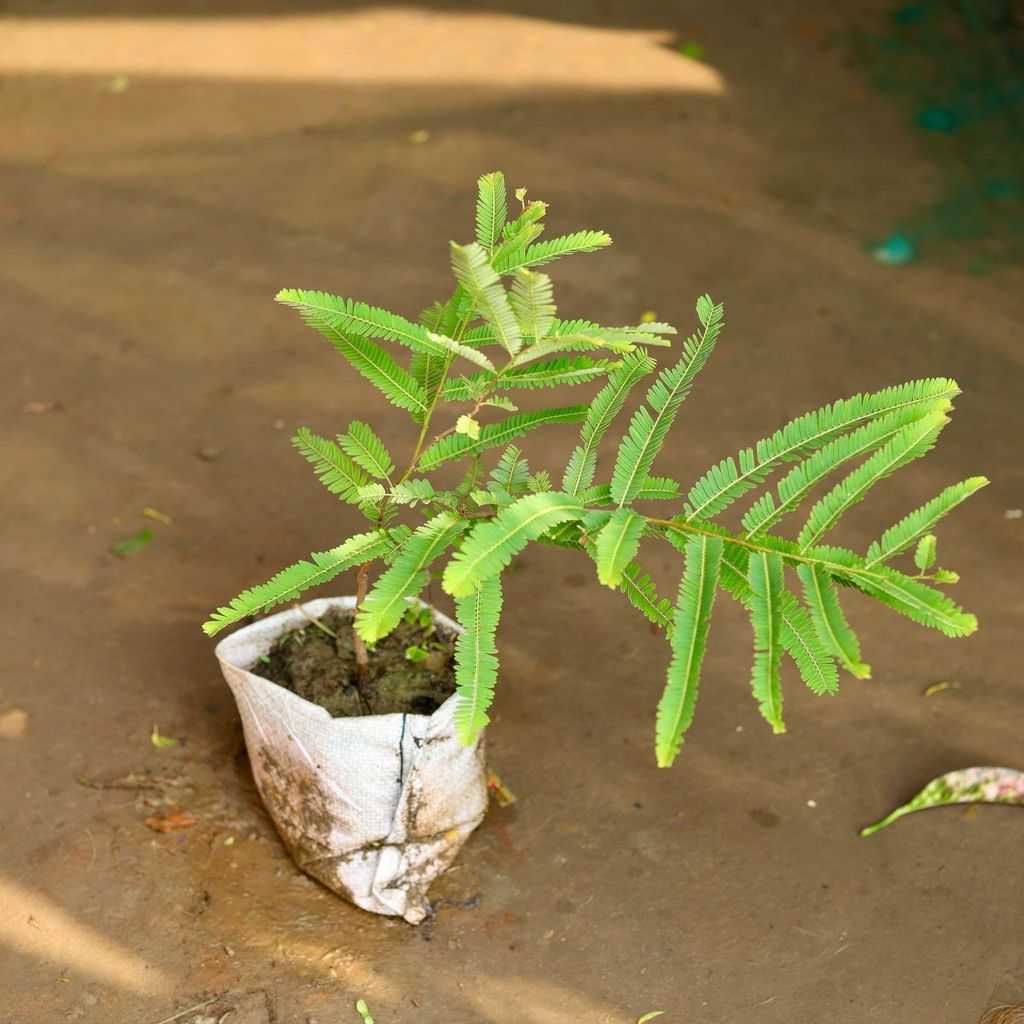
(748, 550, 786, 733)
(450, 241, 522, 356)
(797, 563, 871, 679)
(610, 296, 723, 505)
(798, 412, 948, 550)
(655, 534, 722, 767)
(914, 534, 937, 572)
(339, 421, 394, 481)
(293, 428, 368, 502)
(204, 529, 397, 636)
(355, 513, 467, 644)
(563, 350, 656, 496)
(686, 378, 960, 520)
(453, 575, 503, 745)
(475, 171, 507, 254)
(593, 508, 647, 588)
(865, 477, 988, 566)
(443, 492, 584, 597)
(493, 230, 612, 274)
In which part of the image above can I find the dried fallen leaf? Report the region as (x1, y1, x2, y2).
(111, 527, 153, 556)
(408, 129, 430, 144)
(487, 771, 517, 807)
(922, 680, 960, 697)
(980, 1005, 1024, 1024)
(18, 400, 62, 414)
(0, 709, 28, 740)
(150, 725, 179, 748)
(861, 767, 1024, 836)
(144, 811, 197, 833)
(142, 507, 173, 526)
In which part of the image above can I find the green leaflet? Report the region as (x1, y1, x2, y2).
(741, 404, 953, 537)
(846, 564, 976, 638)
(636, 476, 681, 500)
(778, 597, 839, 696)
(339, 421, 394, 481)
(563, 350, 657, 495)
(506, 333, 613, 367)
(203, 529, 397, 636)
(502, 199, 546, 242)
(475, 171, 507, 254)
(664, 517, 976, 641)
(450, 241, 523, 356)
(355, 513, 467, 643)
(425, 332, 497, 372)
(411, 293, 463, 413)
(390, 479, 444, 507)
(914, 534, 937, 572)
(619, 562, 674, 631)
(797, 412, 948, 550)
(489, 445, 530, 495)
(865, 477, 988, 566)
(610, 296, 724, 505)
(493, 230, 612, 274)
(496, 356, 615, 390)
(687, 378, 961, 520)
(320, 329, 428, 416)
(443, 492, 584, 597)
(293, 428, 368, 502)
(797, 563, 871, 679)
(441, 357, 614, 400)
(527, 469, 552, 494)
(593, 508, 647, 588)
(509, 269, 556, 341)
(578, 478, 680, 504)
(655, 535, 722, 767)
(276, 288, 445, 358)
(418, 407, 587, 470)
(717, 544, 838, 697)
(453, 576, 503, 745)
(748, 551, 786, 733)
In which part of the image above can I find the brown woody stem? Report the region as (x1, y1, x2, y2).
(352, 561, 371, 679)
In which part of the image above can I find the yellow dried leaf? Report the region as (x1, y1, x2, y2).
(150, 725, 179, 748)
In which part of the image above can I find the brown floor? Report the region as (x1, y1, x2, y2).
(1, 3, 1022, 1022)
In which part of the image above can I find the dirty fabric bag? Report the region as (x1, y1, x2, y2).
(215, 597, 487, 924)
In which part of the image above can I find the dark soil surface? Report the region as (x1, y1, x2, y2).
(2, 3, 1023, 1023)
(252, 609, 457, 716)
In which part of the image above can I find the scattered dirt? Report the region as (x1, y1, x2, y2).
(251, 609, 457, 717)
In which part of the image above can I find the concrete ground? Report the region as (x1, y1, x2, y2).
(1, 2, 1022, 1021)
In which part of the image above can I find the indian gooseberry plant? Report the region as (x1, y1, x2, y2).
(204, 172, 986, 766)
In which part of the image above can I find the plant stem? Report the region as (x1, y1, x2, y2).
(642, 515, 891, 589)
(352, 561, 371, 679)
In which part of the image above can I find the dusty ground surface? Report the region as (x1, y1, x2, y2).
(1, 2, 1022, 1021)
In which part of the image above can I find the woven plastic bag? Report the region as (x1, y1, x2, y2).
(215, 597, 487, 924)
